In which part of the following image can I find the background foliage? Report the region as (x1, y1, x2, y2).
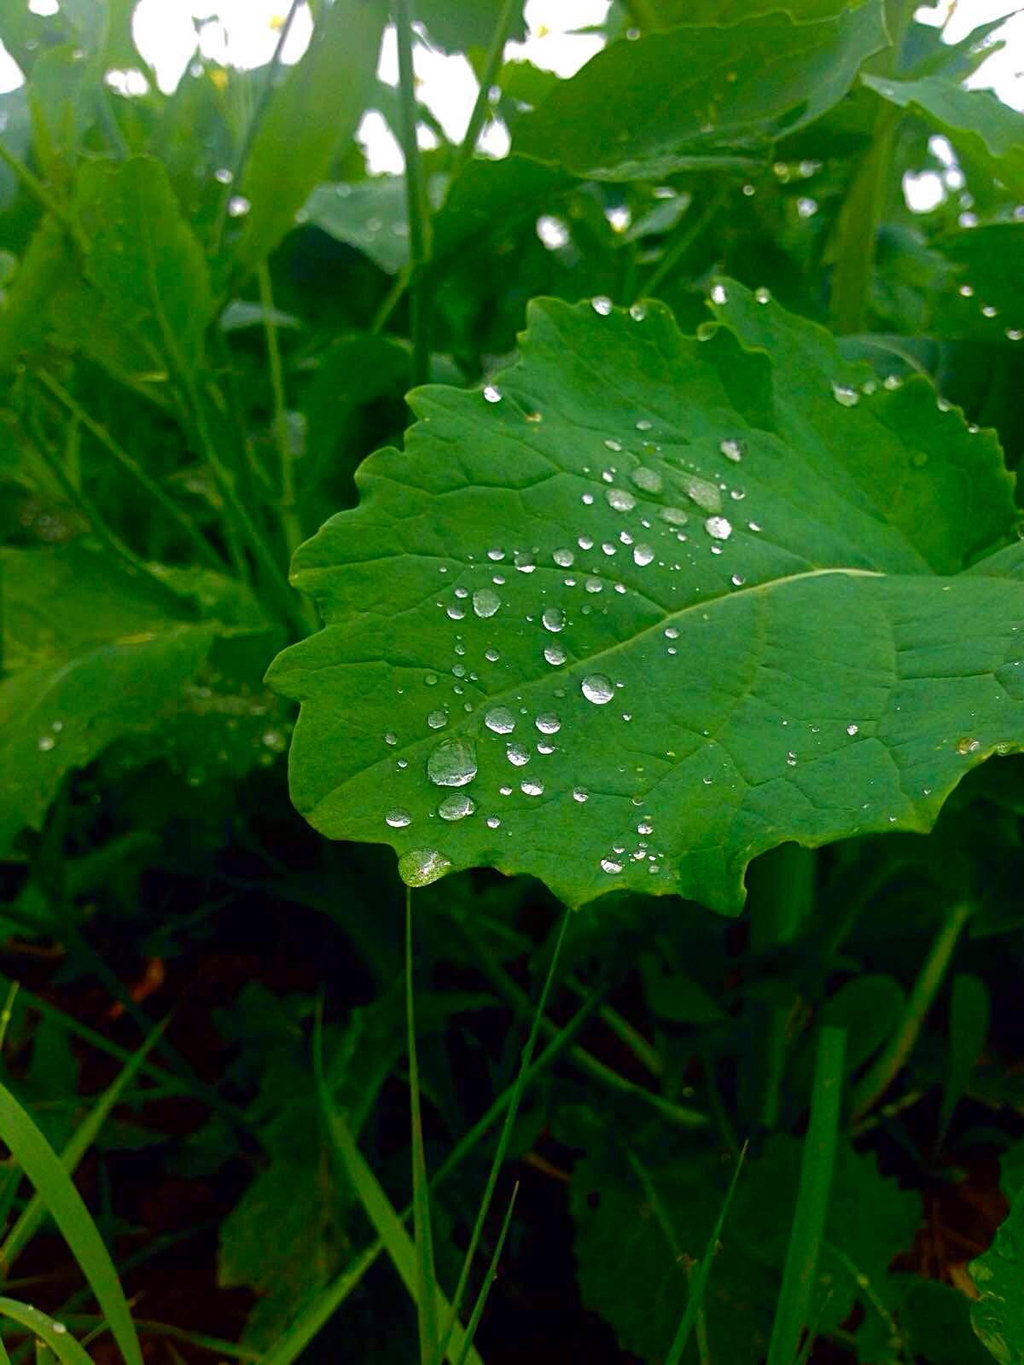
(1, 0, 1024, 1361)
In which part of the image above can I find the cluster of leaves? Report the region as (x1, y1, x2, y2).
(1, 0, 1024, 1361)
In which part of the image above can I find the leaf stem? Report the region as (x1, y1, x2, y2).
(394, 0, 432, 387)
(850, 900, 975, 1122)
(453, 0, 518, 174)
(829, 104, 898, 335)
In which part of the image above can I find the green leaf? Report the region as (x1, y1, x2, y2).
(933, 223, 1024, 343)
(902, 1280, 995, 1365)
(268, 281, 1024, 913)
(0, 544, 256, 854)
(938, 972, 990, 1143)
(235, 0, 387, 273)
(863, 74, 1024, 200)
(75, 156, 213, 380)
(513, 3, 888, 180)
(305, 178, 411, 274)
(971, 1181, 1024, 1364)
(412, 0, 525, 53)
(0, 214, 73, 377)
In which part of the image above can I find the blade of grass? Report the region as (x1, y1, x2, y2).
(406, 892, 441, 1365)
(0, 1300, 92, 1365)
(438, 909, 571, 1361)
(0, 1019, 168, 1276)
(453, 1183, 518, 1365)
(0, 1083, 143, 1365)
(323, 1114, 485, 1365)
(664, 1141, 749, 1365)
(851, 900, 974, 1123)
(766, 1026, 847, 1365)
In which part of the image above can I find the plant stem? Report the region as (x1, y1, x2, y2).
(766, 1027, 846, 1365)
(394, 0, 432, 387)
(0, 142, 80, 248)
(829, 103, 898, 335)
(453, 0, 518, 174)
(36, 372, 222, 570)
(405, 893, 441, 1365)
(636, 192, 721, 302)
(850, 900, 975, 1122)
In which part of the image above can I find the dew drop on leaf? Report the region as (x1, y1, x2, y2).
(485, 706, 516, 734)
(427, 710, 448, 730)
(535, 712, 561, 734)
(573, 787, 589, 803)
(506, 742, 530, 766)
(606, 487, 637, 512)
(543, 606, 565, 632)
(553, 547, 574, 567)
(831, 382, 859, 407)
(846, 723, 859, 736)
(582, 674, 614, 704)
(601, 856, 624, 874)
(521, 778, 544, 796)
(399, 848, 451, 887)
(544, 643, 567, 666)
(630, 466, 663, 494)
(483, 385, 502, 403)
(486, 815, 501, 828)
(438, 793, 475, 821)
(38, 735, 56, 752)
(710, 283, 728, 305)
(227, 194, 251, 217)
(720, 438, 744, 463)
(591, 296, 613, 316)
(427, 738, 477, 787)
(956, 736, 981, 755)
(473, 588, 501, 617)
(385, 808, 412, 827)
(704, 515, 732, 541)
(633, 543, 654, 566)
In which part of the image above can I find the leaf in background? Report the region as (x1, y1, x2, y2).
(0, 544, 263, 855)
(938, 972, 990, 1143)
(971, 1181, 1024, 1364)
(27, 44, 96, 189)
(0, 214, 73, 377)
(75, 156, 213, 379)
(301, 332, 410, 488)
(933, 223, 1024, 343)
(863, 74, 1024, 200)
(235, 0, 387, 273)
(513, 3, 888, 180)
(900, 1280, 995, 1365)
(412, 0, 525, 53)
(430, 155, 570, 272)
(268, 282, 1024, 912)
(304, 178, 411, 274)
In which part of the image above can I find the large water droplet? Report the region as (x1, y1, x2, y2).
(485, 706, 516, 734)
(631, 466, 663, 494)
(704, 516, 732, 541)
(427, 738, 477, 787)
(553, 547, 574, 567)
(386, 808, 412, 827)
(473, 588, 501, 618)
(38, 735, 56, 752)
(439, 792, 475, 821)
(427, 710, 448, 730)
(660, 506, 689, 526)
(592, 296, 613, 316)
(506, 742, 530, 766)
(831, 382, 859, 407)
(582, 674, 614, 704)
(544, 643, 567, 666)
(535, 712, 561, 734)
(542, 606, 565, 632)
(606, 487, 637, 513)
(633, 543, 654, 566)
(682, 474, 721, 513)
(399, 848, 452, 887)
(521, 778, 544, 796)
(601, 856, 624, 874)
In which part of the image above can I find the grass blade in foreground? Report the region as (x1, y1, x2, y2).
(453, 1184, 518, 1365)
(0, 1299, 92, 1365)
(766, 1027, 846, 1365)
(406, 894, 440, 1365)
(0, 1082, 142, 1365)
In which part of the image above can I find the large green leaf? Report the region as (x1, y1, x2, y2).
(863, 73, 1024, 200)
(513, 2, 888, 180)
(235, 0, 387, 273)
(971, 1181, 1024, 1364)
(0, 544, 261, 854)
(267, 281, 1024, 913)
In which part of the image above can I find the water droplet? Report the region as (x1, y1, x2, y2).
(682, 474, 721, 513)
(636, 419, 653, 431)
(831, 382, 859, 407)
(754, 286, 771, 304)
(591, 296, 613, 316)
(485, 647, 500, 662)
(846, 723, 859, 736)
(629, 302, 647, 321)
(473, 588, 501, 618)
(486, 815, 501, 829)
(485, 706, 516, 734)
(483, 385, 502, 403)
(439, 792, 475, 821)
(573, 787, 589, 803)
(446, 604, 465, 620)
(660, 506, 689, 526)
(883, 374, 902, 390)
(1007, 328, 1024, 342)
(578, 535, 594, 550)
(399, 848, 451, 887)
(214, 166, 233, 184)
(427, 738, 477, 787)
(427, 710, 448, 730)
(720, 438, 744, 462)
(51, 1324, 67, 1336)
(631, 466, 663, 494)
(959, 283, 974, 297)
(633, 543, 654, 566)
(544, 643, 567, 666)
(582, 674, 614, 704)
(710, 283, 728, 305)
(521, 777, 544, 797)
(543, 606, 565, 632)
(386, 808, 412, 827)
(704, 516, 732, 541)
(786, 751, 797, 767)
(731, 573, 745, 586)
(506, 742, 530, 767)
(227, 194, 251, 218)
(956, 736, 981, 755)
(535, 712, 561, 734)
(606, 487, 637, 513)
(384, 732, 398, 746)
(585, 577, 603, 593)
(513, 551, 536, 574)
(487, 547, 505, 562)
(601, 857, 624, 874)
(553, 547, 574, 567)
(664, 627, 679, 640)
(982, 304, 998, 318)
(38, 735, 56, 751)
(604, 438, 623, 452)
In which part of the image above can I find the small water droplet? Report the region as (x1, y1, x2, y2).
(38, 735, 56, 751)
(386, 807, 412, 827)
(543, 606, 565, 632)
(399, 848, 451, 887)
(710, 283, 728, 305)
(636, 419, 652, 431)
(631, 466, 663, 494)
(720, 438, 744, 462)
(485, 647, 500, 662)
(573, 787, 589, 803)
(553, 547, 574, 567)
(427, 738, 477, 787)
(384, 732, 398, 746)
(730, 573, 745, 586)
(485, 706, 516, 734)
(214, 166, 233, 184)
(439, 792, 475, 821)
(846, 723, 859, 736)
(831, 382, 859, 407)
(659, 506, 689, 526)
(227, 194, 251, 217)
(486, 815, 501, 828)
(601, 856, 624, 874)
(544, 643, 567, 666)
(633, 543, 654, 566)
(446, 604, 466, 620)
(585, 577, 603, 593)
(506, 742, 530, 767)
(629, 302, 647, 321)
(522, 778, 544, 796)
(473, 588, 501, 618)
(883, 374, 902, 390)
(704, 516, 732, 541)
(606, 487, 637, 513)
(959, 283, 974, 297)
(582, 674, 614, 704)
(982, 304, 998, 318)
(956, 736, 981, 755)
(483, 385, 502, 403)
(427, 710, 448, 730)
(535, 712, 561, 734)
(754, 286, 771, 304)
(592, 296, 613, 316)
(664, 627, 679, 640)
